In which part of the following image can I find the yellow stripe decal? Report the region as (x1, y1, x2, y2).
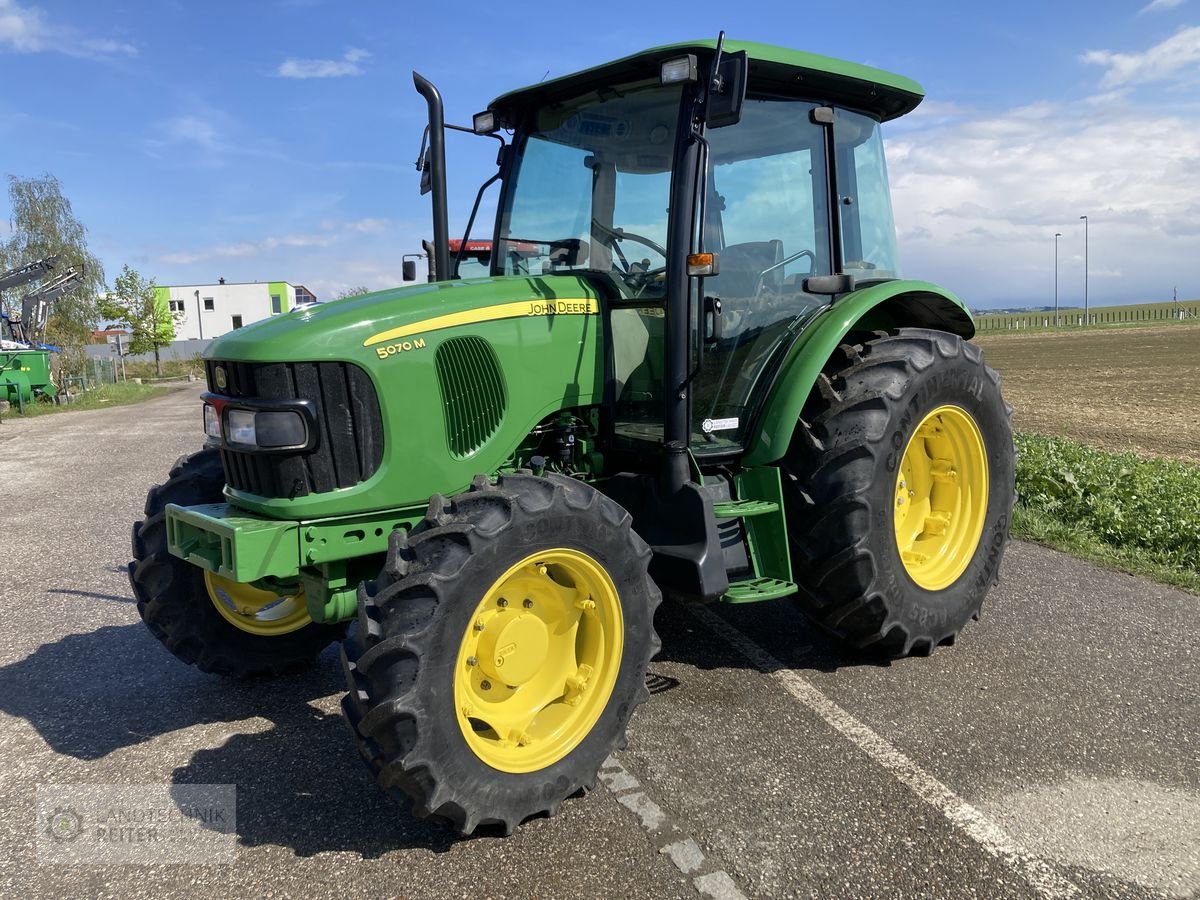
(363, 298, 599, 347)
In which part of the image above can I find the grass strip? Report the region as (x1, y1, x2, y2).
(1013, 432, 1200, 594)
(8, 382, 173, 417)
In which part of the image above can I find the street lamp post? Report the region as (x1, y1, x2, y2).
(1054, 232, 1062, 327)
(1079, 215, 1088, 326)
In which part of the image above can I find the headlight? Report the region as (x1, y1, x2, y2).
(226, 409, 257, 446)
(222, 407, 309, 450)
(203, 404, 221, 439)
(254, 410, 308, 448)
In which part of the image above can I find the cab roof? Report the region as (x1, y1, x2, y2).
(489, 38, 925, 123)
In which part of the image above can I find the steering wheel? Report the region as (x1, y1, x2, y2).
(594, 222, 666, 274)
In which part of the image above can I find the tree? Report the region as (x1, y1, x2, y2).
(0, 174, 106, 376)
(334, 285, 371, 300)
(100, 265, 179, 376)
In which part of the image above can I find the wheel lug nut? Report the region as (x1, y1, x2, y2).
(897, 497, 905, 506)
(523, 599, 533, 608)
(481, 680, 492, 691)
(497, 598, 508, 608)
(473, 620, 485, 632)
(467, 656, 477, 667)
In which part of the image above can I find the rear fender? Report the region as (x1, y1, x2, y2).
(743, 280, 974, 466)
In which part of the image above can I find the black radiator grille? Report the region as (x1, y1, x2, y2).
(205, 360, 384, 498)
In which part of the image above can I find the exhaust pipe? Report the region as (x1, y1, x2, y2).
(413, 71, 451, 282)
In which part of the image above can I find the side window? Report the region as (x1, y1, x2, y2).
(270, 294, 282, 315)
(501, 137, 591, 276)
(231, 315, 243, 329)
(716, 150, 820, 273)
(202, 296, 215, 311)
(837, 111, 900, 278)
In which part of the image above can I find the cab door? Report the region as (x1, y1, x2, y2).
(691, 98, 834, 453)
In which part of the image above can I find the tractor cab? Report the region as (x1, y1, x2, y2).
(454, 40, 923, 464)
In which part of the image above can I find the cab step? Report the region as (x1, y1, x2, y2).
(721, 577, 798, 604)
(711, 499, 780, 518)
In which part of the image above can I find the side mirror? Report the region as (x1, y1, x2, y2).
(804, 274, 856, 295)
(707, 51, 747, 129)
(402, 260, 417, 282)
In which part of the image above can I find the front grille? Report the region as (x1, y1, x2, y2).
(435, 336, 506, 458)
(206, 360, 383, 498)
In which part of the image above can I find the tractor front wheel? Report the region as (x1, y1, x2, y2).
(130, 449, 346, 676)
(782, 328, 1014, 657)
(341, 471, 660, 834)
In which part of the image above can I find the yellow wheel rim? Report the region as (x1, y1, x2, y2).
(893, 405, 989, 591)
(454, 548, 624, 774)
(203, 571, 312, 636)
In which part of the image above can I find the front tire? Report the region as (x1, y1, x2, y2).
(340, 472, 661, 835)
(130, 449, 346, 676)
(782, 328, 1014, 657)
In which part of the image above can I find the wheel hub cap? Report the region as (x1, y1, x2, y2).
(454, 548, 623, 773)
(893, 405, 989, 591)
(478, 613, 550, 686)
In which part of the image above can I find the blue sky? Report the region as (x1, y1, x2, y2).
(1, 0, 1197, 308)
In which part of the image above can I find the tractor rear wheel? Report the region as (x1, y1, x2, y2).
(341, 471, 660, 835)
(130, 448, 346, 676)
(782, 328, 1014, 657)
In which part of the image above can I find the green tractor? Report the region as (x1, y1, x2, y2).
(131, 37, 1013, 834)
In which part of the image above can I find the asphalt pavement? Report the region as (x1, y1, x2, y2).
(0, 385, 1196, 899)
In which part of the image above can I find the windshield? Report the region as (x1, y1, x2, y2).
(835, 110, 900, 279)
(496, 83, 683, 300)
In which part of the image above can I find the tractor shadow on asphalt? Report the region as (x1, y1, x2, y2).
(0, 619, 460, 855)
(651, 595, 896, 675)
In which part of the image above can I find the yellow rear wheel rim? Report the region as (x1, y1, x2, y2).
(454, 548, 623, 774)
(203, 571, 312, 636)
(893, 405, 989, 591)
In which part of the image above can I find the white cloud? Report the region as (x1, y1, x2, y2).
(0, 0, 136, 58)
(888, 98, 1200, 306)
(165, 115, 220, 149)
(1139, 0, 1186, 14)
(160, 218, 392, 266)
(161, 234, 334, 265)
(0, 0, 45, 51)
(1082, 25, 1200, 87)
(276, 47, 368, 79)
(79, 37, 136, 57)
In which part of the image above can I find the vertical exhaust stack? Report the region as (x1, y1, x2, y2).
(413, 72, 451, 283)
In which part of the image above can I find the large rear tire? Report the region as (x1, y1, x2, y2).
(341, 471, 660, 835)
(782, 328, 1014, 657)
(130, 449, 346, 676)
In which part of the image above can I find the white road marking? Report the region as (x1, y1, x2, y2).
(662, 838, 706, 874)
(616, 791, 667, 831)
(601, 754, 747, 897)
(687, 604, 1083, 900)
(694, 871, 749, 900)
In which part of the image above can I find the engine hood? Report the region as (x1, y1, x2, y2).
(204, 275, 603, 364)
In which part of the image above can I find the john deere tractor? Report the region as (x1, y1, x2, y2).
(131, 38, 1013, 834)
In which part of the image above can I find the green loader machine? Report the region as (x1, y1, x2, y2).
(131, 38, 1014, 834)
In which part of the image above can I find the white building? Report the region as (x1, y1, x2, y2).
(155, 280, 317, 341)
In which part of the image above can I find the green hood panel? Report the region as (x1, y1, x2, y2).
(206, 275, 601, 363)
(206, 276, 607, 519)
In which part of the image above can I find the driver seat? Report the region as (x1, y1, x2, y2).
(712, 240, 784, 300)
